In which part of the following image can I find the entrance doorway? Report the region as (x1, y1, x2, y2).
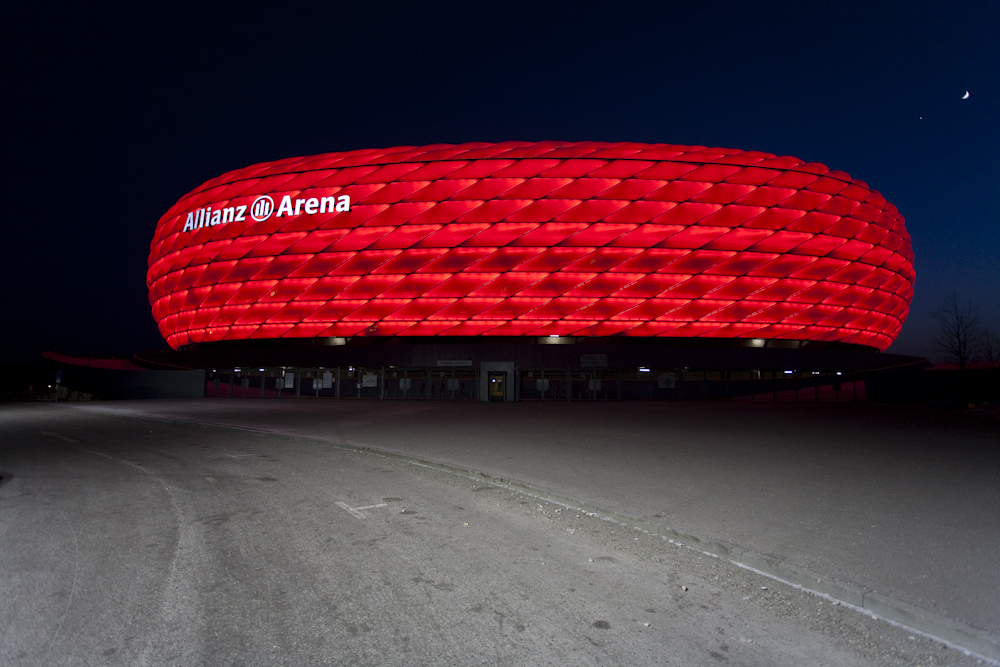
(479, 361, 515, 402)
(488, 372, 506, 402)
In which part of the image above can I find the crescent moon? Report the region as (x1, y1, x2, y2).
(962, 91, 970, 99)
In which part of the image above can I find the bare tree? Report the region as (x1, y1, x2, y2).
(980, 328, 1000, 368)
(931, 292, 982, 370)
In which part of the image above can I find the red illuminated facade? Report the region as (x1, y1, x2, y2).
(148, 141, 914, 352)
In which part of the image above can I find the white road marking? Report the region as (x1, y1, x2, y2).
(336, 501, 388, 519)
(41, 431, 79, 443)
(335, 502, 365, 519)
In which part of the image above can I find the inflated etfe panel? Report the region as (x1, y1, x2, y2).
(148, 141, 914, 351)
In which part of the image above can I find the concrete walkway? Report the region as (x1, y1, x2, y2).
(74, 398, 1000, 660)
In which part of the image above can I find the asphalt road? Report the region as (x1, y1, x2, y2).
(75, 398, 1000, 650)
(0, 402, 994, 665)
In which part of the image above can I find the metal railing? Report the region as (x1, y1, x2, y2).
(204, 365, 890, 402)
(205, 366, 480, 400)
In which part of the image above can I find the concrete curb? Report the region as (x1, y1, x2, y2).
(738, 551, 866, 607)
(320, 440, 1000, 663)
(72, 405, 1000, 663)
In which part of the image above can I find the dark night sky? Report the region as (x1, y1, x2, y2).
(3, 1, 997, 363)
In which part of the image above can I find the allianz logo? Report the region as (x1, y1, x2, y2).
(182, 193, 352, 233)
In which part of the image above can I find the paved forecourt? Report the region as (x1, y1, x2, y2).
(75, 398, 1000, 660)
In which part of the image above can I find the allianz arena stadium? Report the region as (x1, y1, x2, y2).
(147, 141, 916, 400)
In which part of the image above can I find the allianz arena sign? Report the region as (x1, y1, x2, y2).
(181, 193, 352, 232)
(148, 141, 914, 351)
